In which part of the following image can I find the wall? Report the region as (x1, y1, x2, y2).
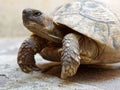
(0, 0, 120, 37)
(0, 0, 74, 37)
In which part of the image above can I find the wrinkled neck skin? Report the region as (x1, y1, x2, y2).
(25, 16, 63, 43)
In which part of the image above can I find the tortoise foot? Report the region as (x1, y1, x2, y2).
(61, 61, 79, 79)
(18, 60, 40, 73)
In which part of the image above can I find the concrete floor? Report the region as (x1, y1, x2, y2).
(0, 38, 120, 90)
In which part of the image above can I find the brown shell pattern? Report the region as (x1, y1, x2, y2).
(53, 0, 120, 49)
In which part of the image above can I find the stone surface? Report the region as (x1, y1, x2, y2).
(0, 38, 120, 90)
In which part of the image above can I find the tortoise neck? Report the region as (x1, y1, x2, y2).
(52, 22, 64, 39)
(39, 22, 63, 43)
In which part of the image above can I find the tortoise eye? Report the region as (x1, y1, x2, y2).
(33, 11, 42, 16)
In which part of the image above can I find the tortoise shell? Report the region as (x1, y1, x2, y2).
(53, 0, 120, 49)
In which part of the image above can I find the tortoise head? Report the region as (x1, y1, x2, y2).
(22, 8, 62, 42)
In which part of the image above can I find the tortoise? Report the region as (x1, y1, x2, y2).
(18, 0, 120, 79)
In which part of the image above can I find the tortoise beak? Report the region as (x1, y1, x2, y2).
(23, 8, 32, 17)
(22, 8, 43, 25)
(22, 8, 33, 24)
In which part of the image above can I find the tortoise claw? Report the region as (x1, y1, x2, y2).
(19, 64, 40, 73)
(61, 62, 79, 79)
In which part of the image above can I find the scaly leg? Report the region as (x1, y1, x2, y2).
(17, 34, 47, 73)
(61, 33, 81, 79)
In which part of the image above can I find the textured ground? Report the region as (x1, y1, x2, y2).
(0, 38, 120, 90)
(0, 0, 120, 89)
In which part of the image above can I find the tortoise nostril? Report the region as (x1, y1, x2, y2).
(23, 8, 32, 15)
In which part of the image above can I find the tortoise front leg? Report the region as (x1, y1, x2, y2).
(17, 34, 47, 73)
(61, 33, 80, 79)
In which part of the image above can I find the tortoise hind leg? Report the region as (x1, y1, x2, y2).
(17, 34, 47, 73)
(38, 47, 62, 72)
(61, 33, 81, 79)
(40, 47, 62, 62)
